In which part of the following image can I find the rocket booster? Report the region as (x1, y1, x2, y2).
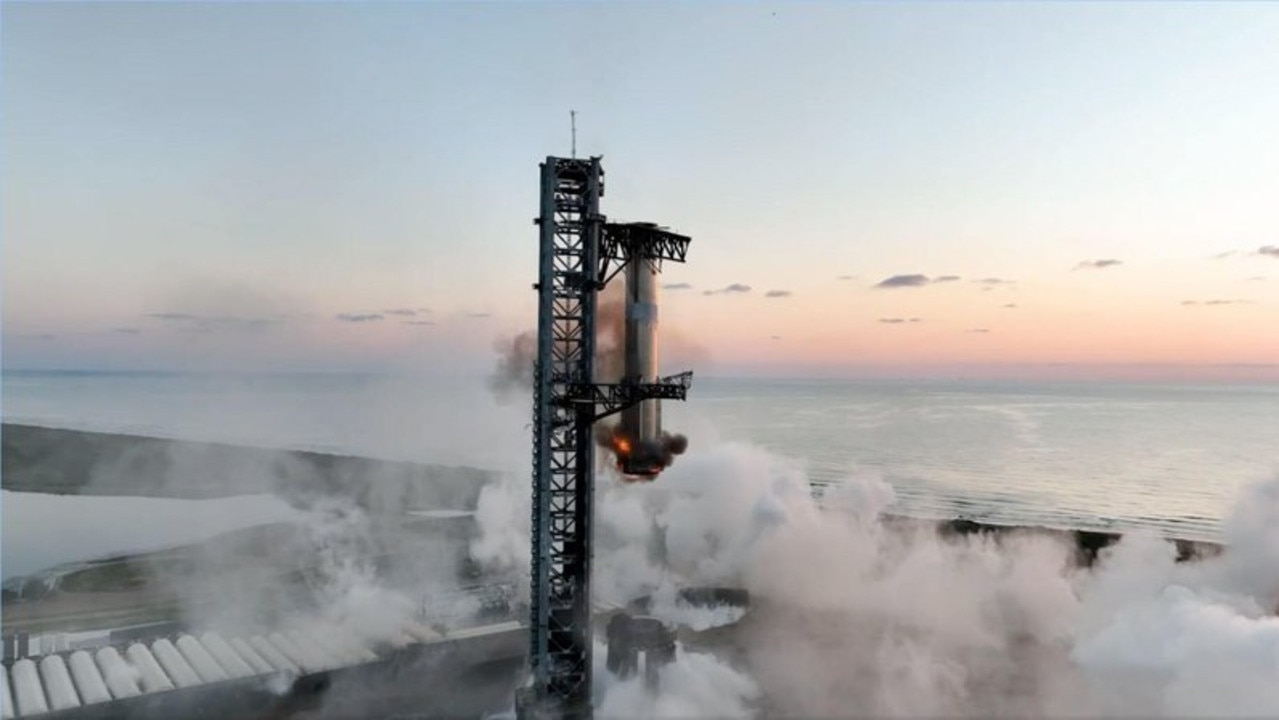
(611, 254, 686, 478)
(621, 256, 660, 448)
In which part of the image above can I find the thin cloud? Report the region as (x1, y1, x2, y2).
(967, 328, 991, 334)
(878, 317, 923, 324)
(1246, 276, 1267, 282)
(836, 274, 858, 281)
(113, 327, 141, 335)
(1210, 251, 1238, 260)
(335, 313, 384, 323)
(663, 282, 693, 291)
(873, 274, 960, 288)
(14, 333, 57, 340)
(382, 308, 417, 317)
(874, 274, 930, 289)
(1003, 303, 1018, 309)
(1182, 299, 1251, 306)
(402, 320, 436, 326)
(1259, 246, 1279, 258)
(467, 312, 493, 319)
(146, 313, 283, 330)
(770, 335, 782, 341)
(976, 278, 1015, 285)
(702, 283, 752, 296)
(764, 289, 793, 298)
(1074, 259, 1123, 270)
(416, 307, 433, 313)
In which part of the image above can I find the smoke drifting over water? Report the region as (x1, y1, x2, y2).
(472, 436, 1279, 717)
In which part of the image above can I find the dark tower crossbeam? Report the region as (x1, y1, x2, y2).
(517, 157, 692, 720)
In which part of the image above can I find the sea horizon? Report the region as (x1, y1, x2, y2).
(5, 364, 1279, 387)
(4, 369, 1276, 547)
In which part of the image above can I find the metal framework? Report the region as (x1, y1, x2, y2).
(519, 157, 691, 720)
(599, 222, 691, 286)
(564, 371, 693, 422)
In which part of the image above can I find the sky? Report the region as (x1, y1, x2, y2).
(2, 1, 1277, 380)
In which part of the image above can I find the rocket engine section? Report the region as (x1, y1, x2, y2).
(605, 253, 688, 479)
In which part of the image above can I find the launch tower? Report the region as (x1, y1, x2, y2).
(517, 157, 691, 720)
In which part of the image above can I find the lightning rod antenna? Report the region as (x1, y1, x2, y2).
(571, 110, 577, 159)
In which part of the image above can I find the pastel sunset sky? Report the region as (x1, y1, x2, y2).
(3, 2, 1277, 380)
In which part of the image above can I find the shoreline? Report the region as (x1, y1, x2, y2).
(1, 423, 494, 507)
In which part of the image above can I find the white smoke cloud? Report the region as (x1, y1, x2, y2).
(471, 431, 1279, 718)
(593, 640, 761, 719)
(470, 470, 531, 580)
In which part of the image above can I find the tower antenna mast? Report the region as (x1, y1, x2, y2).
(570, 110, 577, 158)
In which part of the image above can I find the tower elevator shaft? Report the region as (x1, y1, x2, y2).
(518, 157, 692, 720)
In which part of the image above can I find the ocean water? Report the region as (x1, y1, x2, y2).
(3, 370, 1277, 566)
(679, 377, 1278, 541)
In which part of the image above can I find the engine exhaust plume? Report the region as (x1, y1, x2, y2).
(596, 423, 688, 482)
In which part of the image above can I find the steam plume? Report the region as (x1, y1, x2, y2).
(473, 432, 1279, 718)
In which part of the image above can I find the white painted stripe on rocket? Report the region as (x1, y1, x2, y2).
(11, 659, 49, 716)
(121, 644, 170, 695)
(38, 655, 81, 711)
(67, 651, 111, 705)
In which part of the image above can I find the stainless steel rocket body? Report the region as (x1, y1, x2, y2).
(617, 256, 663, 476)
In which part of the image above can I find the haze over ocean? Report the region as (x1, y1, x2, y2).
(5, 370, 1275, 543)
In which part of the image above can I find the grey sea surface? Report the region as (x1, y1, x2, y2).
(3, 371, 1276, 579)
(678, 376, 1278, 541)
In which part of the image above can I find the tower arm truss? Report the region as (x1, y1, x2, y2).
(598, 223, 690, 287)
(563, 371, 693, 422)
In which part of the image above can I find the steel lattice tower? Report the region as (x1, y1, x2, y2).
(518, 157, 692, 720)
